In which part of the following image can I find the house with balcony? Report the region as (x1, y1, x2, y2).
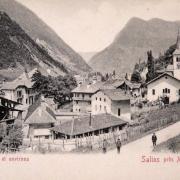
(1, 68, 38, 107)
(71, 82, 104, 113)
(0, 96, 23, 125)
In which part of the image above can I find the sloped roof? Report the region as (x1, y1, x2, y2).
(25, 98, 56, 124)
(25, 97, 41, 120)
(124, 80, 141, 89)
(173, 49, 180, 55)
(72, 82, 104, 93)
(51, 114, 127, 136)
(146, 72, 180, 85)
(1, 68, 37, 90)
(102, 89, 130, 101)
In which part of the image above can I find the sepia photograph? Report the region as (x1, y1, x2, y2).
(0, 0, 180, 179)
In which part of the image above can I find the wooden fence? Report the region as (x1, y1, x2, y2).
(20, 113, 179, 153)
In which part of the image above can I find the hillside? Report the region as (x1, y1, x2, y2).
(89, 17, 180, 75)
(0, 12, 70, 81)
(79, 52, 97, 63)
(0, 0, 91, 77)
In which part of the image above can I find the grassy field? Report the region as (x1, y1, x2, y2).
(153, 134, 180, 153)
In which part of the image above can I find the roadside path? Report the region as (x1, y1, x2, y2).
(110, 120, 180, 154)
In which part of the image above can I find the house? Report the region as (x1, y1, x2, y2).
(146, 73, 180, 103)
(146, 32, 180, 104)
(71, 82, 104, 113)
(51, 113, 127, 139)
(74, 74, 87, 85)
(91, 89, 131, 120)
(0, 96, 23, 125)
(1, 68, 38, 107)
(116, 80, 142, 98)
(25, 97, 56, 139)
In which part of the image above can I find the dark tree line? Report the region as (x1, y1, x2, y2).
(31, 70, 77, 105)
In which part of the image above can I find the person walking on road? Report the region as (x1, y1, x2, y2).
(102, 139, 108, 153)
(152, 133, 157, 147)
(116, 138, 122, 154)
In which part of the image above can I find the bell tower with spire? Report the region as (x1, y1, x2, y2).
(173, 29, 180, 80)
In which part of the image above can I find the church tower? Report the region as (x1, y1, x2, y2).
(173, 29, 180, 80)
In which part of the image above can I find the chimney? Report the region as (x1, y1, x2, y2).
(24, 68, 29, 79)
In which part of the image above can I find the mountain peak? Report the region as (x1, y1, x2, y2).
(89, 18, 180, 75)
(0, 0, 91, 78)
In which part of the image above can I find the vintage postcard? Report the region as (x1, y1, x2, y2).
(0, 0, 180, 179)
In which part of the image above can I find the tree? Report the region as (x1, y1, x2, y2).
(0, 121, 23, 152)
(146, 50, 156, 82)
(0, 123, 7, 142)
(31, 70, 77, 105)
(131, 71, 141, 82)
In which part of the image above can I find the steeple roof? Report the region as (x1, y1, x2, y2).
(173, 29, 180, 55)
(176, 29, 180, 49)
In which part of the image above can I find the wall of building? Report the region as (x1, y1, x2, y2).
(173, 55, 180, 80)
(147, 76, 180, 103)
(92, 91, 131, 120)
(111, 100, 131, 120)
(91, 91, 111, 115)
(3, 90, 15, 101)
(73, 92, 92, 113)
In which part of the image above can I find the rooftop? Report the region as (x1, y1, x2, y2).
(72, 81, 104, 94)
(102, 89, 130, 101)
(25, 97, 56, 124)
(1, 68, 37, 90)
(51, 113, 127, 136)
(146, 72, 180, 85)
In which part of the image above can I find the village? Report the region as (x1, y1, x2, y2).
(0, 30, 179, 154)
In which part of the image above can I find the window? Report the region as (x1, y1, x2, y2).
(89, 94, 91, 98)
(45, 136, 49, 139)
(100, 105, 102, 111)
(104, 106, 107, 112)
(89, 101, 91, 105)
(100, 98, 101, 101)
(163, 88, 170, 94)
(77, 94, 79, 97)
(82, 94, 84, 99)
(76, 101, 78, 104)
(26, 99, 28, 104)
(104, 98, 106, 102)
(96, 97, 97, 101)
(152, 89, 155, 95)
(79, 109, 81, 112)
(118, 108, 121, 116)
(179, 89, 180, 95)
(17, 90, 22, 97)
(176, 57, 180, 62)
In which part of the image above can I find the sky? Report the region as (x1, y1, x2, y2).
(16, 0, 180, 52)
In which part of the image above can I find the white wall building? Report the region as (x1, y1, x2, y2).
(147, 73, 180, 103)
(147, 32, 180, 103)
(91, 89, 131, 120)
